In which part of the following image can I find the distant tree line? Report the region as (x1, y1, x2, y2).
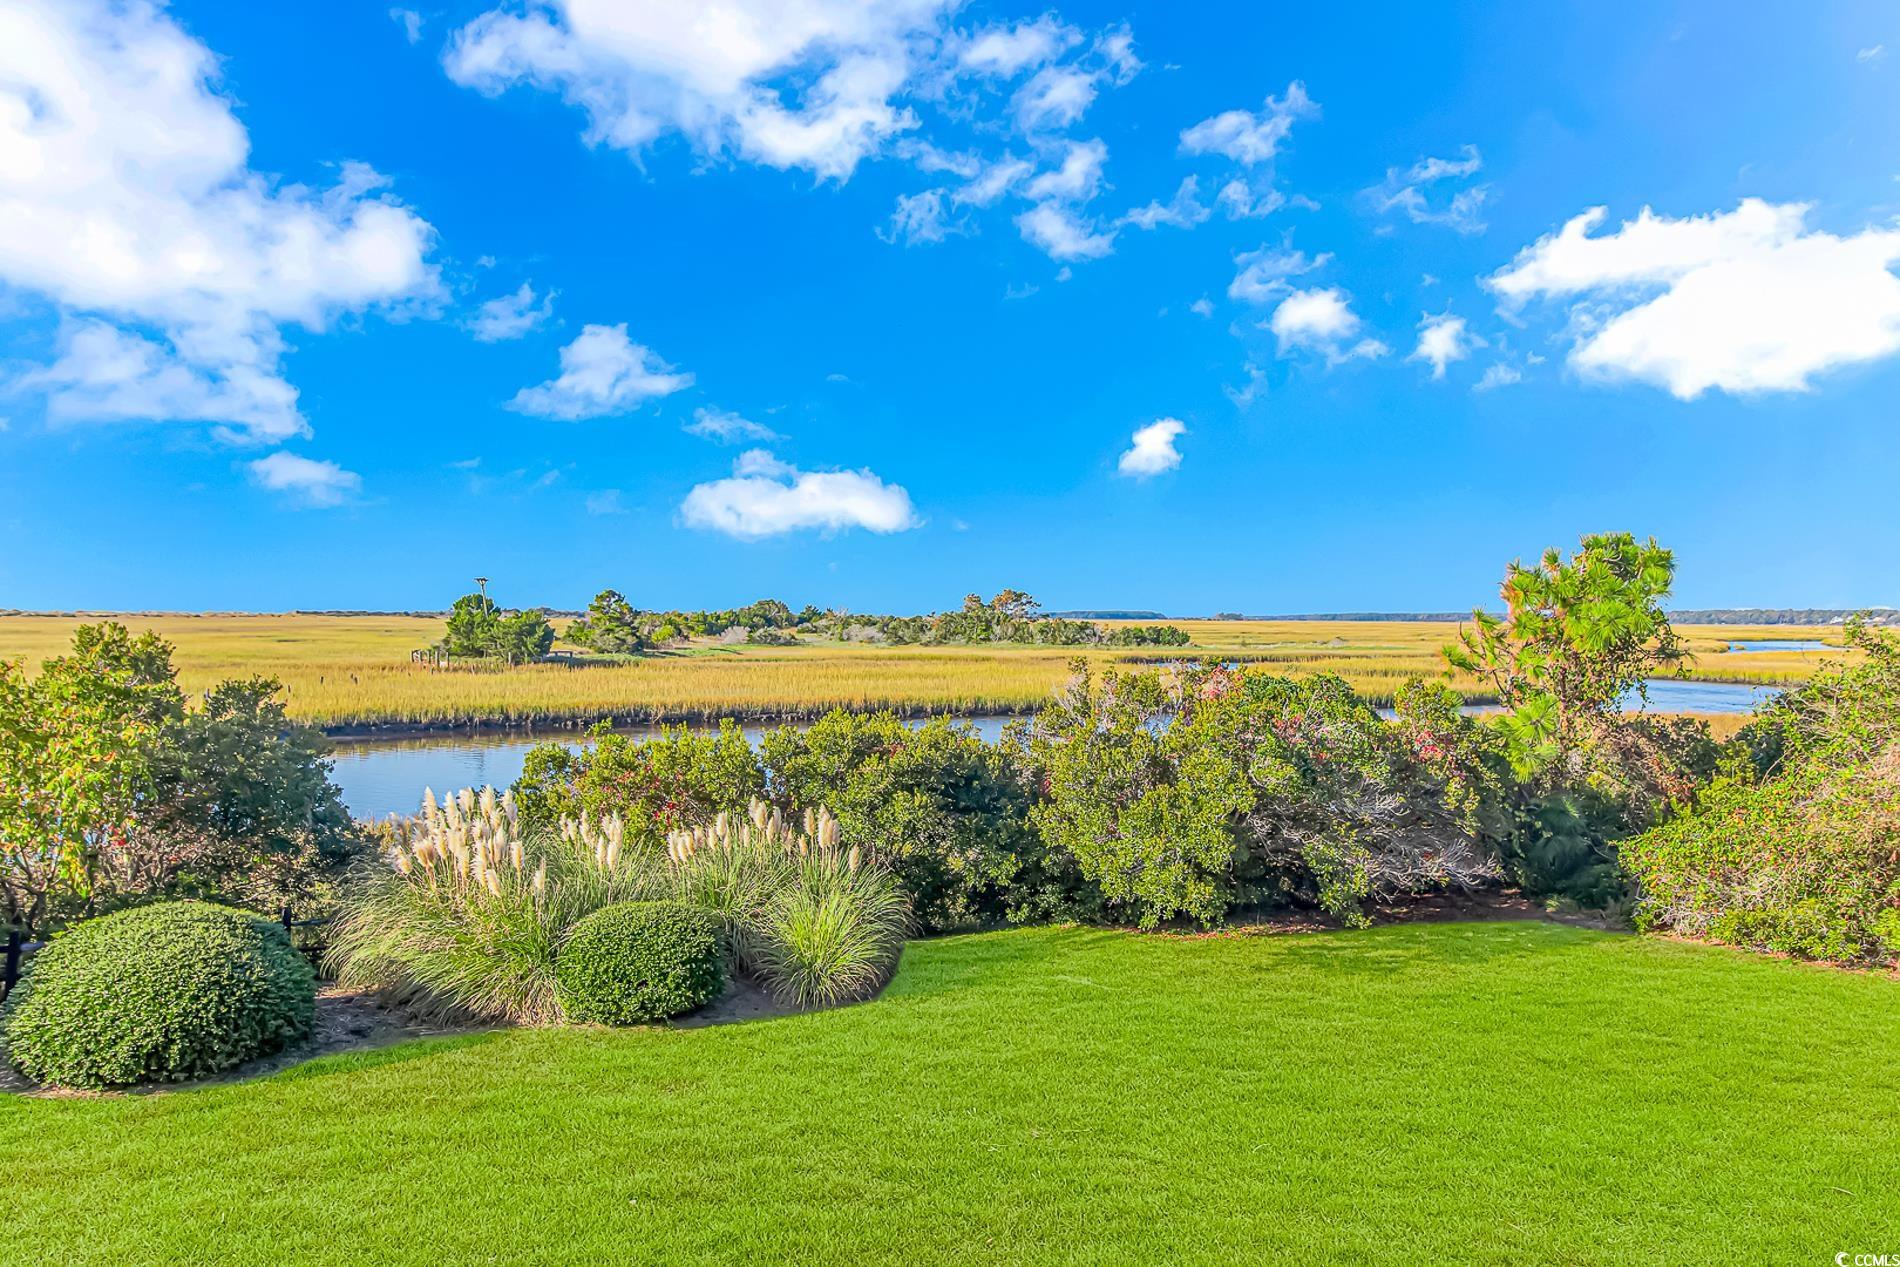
(560, 588, 1190, 653)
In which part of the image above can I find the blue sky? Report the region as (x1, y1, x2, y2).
(2, 1, 1898, 615)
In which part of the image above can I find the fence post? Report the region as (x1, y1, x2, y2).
(2, 928, 21, 997)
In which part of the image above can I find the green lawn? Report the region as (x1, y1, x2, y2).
(4, 921, 1897, 1265)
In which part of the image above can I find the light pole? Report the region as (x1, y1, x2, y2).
(475, 576, 490, 612)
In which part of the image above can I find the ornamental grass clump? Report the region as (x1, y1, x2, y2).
(329, 785, 907, 1023)
(326, 787, 646, 1024)
(665, 801, 909, 1007)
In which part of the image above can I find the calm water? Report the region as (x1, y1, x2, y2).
(328, 715, 1021, 820)
(1725, 639, 1831, 653)
(328, 680, 1782, 820)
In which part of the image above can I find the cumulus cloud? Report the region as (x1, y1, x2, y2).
(1190, 296, 1215, 318)
(1180, 82, 1317, 166)
(1023, 138, 1108, 202)
(685, 406, 780, 444)
(1014, 63, 1098, 132)
(247, 451, 362, 507)
(1410, 313, 1483, 379)
(444, 1, 957, 181)
(23, 320, 301, 441)
(1213, 178, 1288, 221)
(1487, 198, 1900, 398)
(952, 155, 1034, 208)
(0, 0, 440, 444)
(468, 282, 555, 341)
(1117, 418, 1184, 477)
(680, 449, 917, 539)
(507, 324, 692, 419)
(1120, 176, 1210, 231)
(1367, 144, 1488, 234)
(1015, 202, 1115, 261)
(445, 1, 1132, 186)
(1227, 245, 1328, 304)
(958, 15, 1079, 77)
(1267, 288, 1387, 364)
(1475, 363, 1524, 392)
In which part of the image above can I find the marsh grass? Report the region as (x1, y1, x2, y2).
(0, 614, 1853, 729)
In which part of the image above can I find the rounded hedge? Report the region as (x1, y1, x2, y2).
(0, 901, 315, 1089)
(556, 901, 726, 1024)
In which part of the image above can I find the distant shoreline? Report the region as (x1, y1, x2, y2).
(4, 608, 1891, 623)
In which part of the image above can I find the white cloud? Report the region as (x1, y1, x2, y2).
(1121, 176, 1210, 231)
(248, 451, 362, 507)
(1014, 63, 1099, 132)
(1859, 44, 1886, 63)
(1368, 145, 1488, 234)
(1488, 198, 1900, 398)
(879, 188, 962, 244)
(1267, 288, 1387, 364)
(0, 0, 440, 444)
(1180, 82, 1317, 165)
(1117, 417, 1184, 477)
(446, 1, 1130, 185)
(1024, 138, 1108, 202)
(686, 406, 780, 444)
(1190, 296, 1215, 318)
(953, 155, 1034, 207)
(23, 320, 301, 442)
(1475, 363, 1523, 391)
(585, 489, 627, 515)
(958, 16, 1079, 77)
(390, 7, 422, 43)
(1410, 313, 1483, 380)
(681, 449, 917, 538)
(507, 324, 692, 419)
(445, 1, 962, 181)
(1227, 245, 1328, 304)
(468, 282, 555, 341)
(1224, 360, 1266, 408)
(1094, 25, 1141, 84)
(1015, 202, 1115, 261)
(1214, 177, 1286, 221)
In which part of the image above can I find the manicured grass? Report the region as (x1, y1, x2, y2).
(0, 614, 1850, 729)
(3, 921, 1895, 1265)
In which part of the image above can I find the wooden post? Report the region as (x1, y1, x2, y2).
(2, 928, 22, 997)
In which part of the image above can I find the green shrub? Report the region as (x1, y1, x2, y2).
(1623, 758, 1900, 964)
(556, 902, 726, 1023)
(1029, 666, 1504, 929)
(758, 712, 1035, 932)
(0, 901, 314, 1088)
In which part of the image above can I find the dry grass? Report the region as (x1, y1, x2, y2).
(0, 613, 1853, 730)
